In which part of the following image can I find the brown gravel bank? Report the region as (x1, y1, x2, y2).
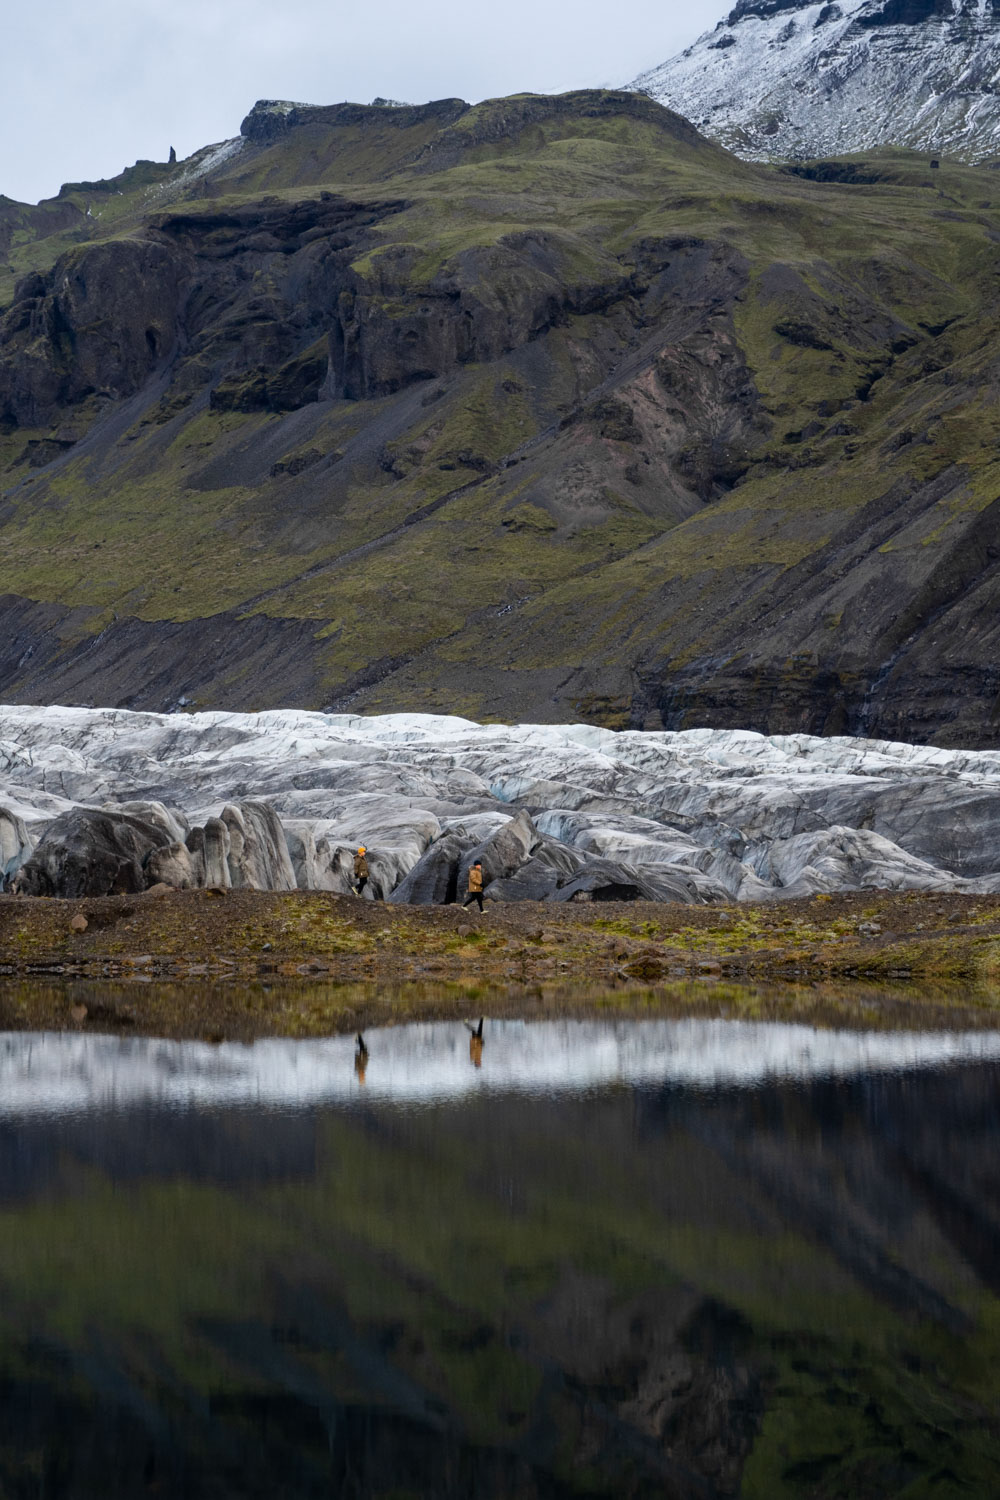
(2, 887, 1000, 992)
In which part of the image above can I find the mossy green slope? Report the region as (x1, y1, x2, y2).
(3, 95, 1000, 739)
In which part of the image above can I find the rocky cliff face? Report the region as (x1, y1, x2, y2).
(1, 239, 183, 425)
(3, 92, 1000, 741)
(633, 0, 1000, 162)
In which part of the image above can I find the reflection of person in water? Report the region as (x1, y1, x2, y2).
(354, 1031, 369, 1085)
(466, 1017, 484, 1068)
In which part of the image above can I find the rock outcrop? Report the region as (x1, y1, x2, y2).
(0, 240, 184, 428)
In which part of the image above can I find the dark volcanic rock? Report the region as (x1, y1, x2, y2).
(856, 0, 953, 28)
(0, 595, 327, 717)
(239, 96, 469, 146)
(0, 240, 184, 427)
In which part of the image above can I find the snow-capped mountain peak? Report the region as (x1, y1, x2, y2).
(633, 0, 1000, 161)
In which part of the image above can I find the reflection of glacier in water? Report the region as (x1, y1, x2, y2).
(3, 1019, 1000, 1118)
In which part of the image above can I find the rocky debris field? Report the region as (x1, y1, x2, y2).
(5, 707, 1000, 906)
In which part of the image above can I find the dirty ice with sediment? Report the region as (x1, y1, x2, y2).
(5, 707, 1000, 901)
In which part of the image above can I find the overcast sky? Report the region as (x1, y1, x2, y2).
(2, 0, 722, 205)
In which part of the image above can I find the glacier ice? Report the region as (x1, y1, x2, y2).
(4, 705, 1000, 899)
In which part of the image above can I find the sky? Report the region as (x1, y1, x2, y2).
(1, 0, 722, 205)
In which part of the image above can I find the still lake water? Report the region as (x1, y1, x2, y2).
(0, 1015, 998, 1498)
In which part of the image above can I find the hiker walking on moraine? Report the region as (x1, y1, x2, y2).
(463, 860, 485, 913)
(353, 846, 370, 896)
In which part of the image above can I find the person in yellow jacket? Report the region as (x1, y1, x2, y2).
(462, 860, 485, 913)
(353, 846, 369, 896)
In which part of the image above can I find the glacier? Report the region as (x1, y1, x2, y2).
(4, 705, 1000, 900)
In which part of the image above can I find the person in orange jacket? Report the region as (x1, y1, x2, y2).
(353, 846, 369, 896)
(462, 860, 485, 913)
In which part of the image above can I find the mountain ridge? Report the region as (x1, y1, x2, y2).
(2, 90, 1000, 743)
(633, 0, 1000, 162)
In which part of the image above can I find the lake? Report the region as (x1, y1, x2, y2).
(0, 1011, 998, 1497)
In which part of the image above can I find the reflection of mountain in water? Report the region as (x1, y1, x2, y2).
(0, 1031, 998, 1496)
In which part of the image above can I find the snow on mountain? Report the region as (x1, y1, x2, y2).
(633, 0, 1000, 162)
